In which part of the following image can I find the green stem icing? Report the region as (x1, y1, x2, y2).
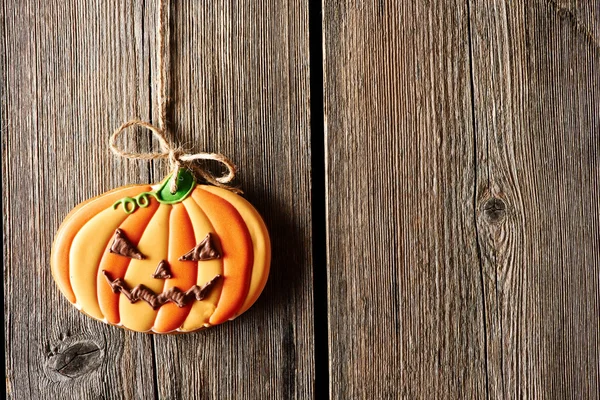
(113, 169, 196, 214)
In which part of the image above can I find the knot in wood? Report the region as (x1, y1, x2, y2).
(482, 197, 506, 224)
(46, 340, 103, 379)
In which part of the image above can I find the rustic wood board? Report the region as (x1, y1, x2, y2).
(323, 1, 487, 398)
(4, 0, 599, 398)
(151, 1, 314, 399)
(469, 1, 600, 397)
(2, 0, 313, 399)
(323, 0, 599, 398)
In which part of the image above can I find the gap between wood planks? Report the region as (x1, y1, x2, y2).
(308, 0, 330, 397)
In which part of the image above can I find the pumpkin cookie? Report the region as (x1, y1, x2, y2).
(51, 169, 271, 333)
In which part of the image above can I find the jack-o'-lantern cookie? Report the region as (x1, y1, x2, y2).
(51, 169, 271, 333)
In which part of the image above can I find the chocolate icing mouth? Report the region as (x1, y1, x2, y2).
(102, 271, 222, 310)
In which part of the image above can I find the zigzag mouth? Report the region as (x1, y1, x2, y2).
(102, 271, 222, 310)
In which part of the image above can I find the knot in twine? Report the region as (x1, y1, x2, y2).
(110, 119, 241, 194)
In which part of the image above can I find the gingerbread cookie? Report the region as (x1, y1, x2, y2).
(51, 169, 270, 333)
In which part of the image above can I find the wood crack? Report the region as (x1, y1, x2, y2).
(466, 0, 491, 398)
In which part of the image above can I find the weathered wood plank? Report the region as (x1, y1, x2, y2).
(2, 1, 157, 399)
(150, 1, 314, 399)
(322, 2, 487, 398)
(469, 0, 600, 397)
(2, 0, 314, 399)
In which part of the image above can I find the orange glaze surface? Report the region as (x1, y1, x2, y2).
(119, 204, 172, 332)
(51, 185, 151, 303)
(97, 201, 160, 324)
(179, 196, 223, 331)
(201, 186, 271, 317)
(193, 188, 254, 325)
(51, 179, 270, 333)
(153, 203, 198, 332)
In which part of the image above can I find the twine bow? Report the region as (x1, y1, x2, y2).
(110, 119, 240, 194)
(110, 0, 240, 194)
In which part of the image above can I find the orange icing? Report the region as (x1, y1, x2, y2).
(192, 188, 254, 325)
(119, 205, 171, 332)
(96, 201, 160, 324)
(202, 186, 271, 316)
(51, 185, 151, 303)
(179, 197, 222, 331)
(153, 203, 198, 333)
(51, 177, 270, 333)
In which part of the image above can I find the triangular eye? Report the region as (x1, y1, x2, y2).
(152, 260, 172, 279)
(179, 233, 221, 261)
(110, 229, 144, 259)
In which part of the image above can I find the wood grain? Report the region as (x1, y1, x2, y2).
(151, 0, 314, 399)
(323, 1, 487, 398)
(323, 0, 599, 398)
(2, 0, 313, 399)
(2, 2, 157, 399)
(470, 0, 600, 397)
(4, 0, 599, 398)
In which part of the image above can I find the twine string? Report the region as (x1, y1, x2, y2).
(110, 120, 239, 193)
(110, 0, 239, 194)
(156, 0, 168, 134)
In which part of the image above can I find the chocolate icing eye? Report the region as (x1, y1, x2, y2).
(151, 260, 172, 279)
(109, 229, 144, 259)
(179, 233, 221, 261)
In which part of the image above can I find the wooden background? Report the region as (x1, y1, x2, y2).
(2, 0, 599, 399)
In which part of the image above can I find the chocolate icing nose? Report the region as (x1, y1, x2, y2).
(152, 260, 172, 279)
